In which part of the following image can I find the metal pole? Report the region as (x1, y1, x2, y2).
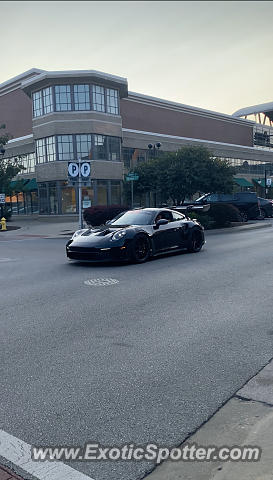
(265, 168, 267, 198)
(78, 157, 83, 229)
(131, 179, 134, 208)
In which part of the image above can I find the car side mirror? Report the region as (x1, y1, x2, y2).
(154, 218, 169, 229)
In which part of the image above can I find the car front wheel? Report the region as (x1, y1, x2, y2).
(131, 235, 150, 263)
(187, 229, 204, 253)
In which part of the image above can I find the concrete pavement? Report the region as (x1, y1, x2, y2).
(1, 217, 273, 479)
(146, 358, 273, 480)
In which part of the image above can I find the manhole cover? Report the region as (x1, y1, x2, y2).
(84, 278, 119, 287)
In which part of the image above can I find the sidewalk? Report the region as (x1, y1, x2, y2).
(146, 358, 273, 480)
(1, 216, 272, 239)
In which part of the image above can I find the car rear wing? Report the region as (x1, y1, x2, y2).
(171, 204, 211, 214)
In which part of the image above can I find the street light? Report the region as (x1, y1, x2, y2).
(148, 142, 161, 158)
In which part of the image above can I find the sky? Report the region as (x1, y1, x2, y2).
(1, 1, 273, 115)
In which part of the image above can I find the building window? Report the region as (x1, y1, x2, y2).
(94, 135, 106, 159)
(111, 181, 121, 204)
(74, 85, 90, 111)
(57, 135, 74, 160)
(33, 91, 43, 117)
(97, 180, 108, 205)
(36, 138, 46, 163)
(42, 87, 53, 114)
(106, 88, 119, 115)
(46, 136, 56, 162)
(55, 85, 72, 111)
(92, 85, 105, 112)
(108, 136, 120, 161)
(76, 134, 92, 160)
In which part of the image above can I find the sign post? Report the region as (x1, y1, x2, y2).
(125, 173, 139, 208)
(68, 160, 91, 230)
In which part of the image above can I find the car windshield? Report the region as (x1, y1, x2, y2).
(109, 210, 155, 226)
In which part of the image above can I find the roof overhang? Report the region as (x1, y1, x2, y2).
(233, 102, 273, 121)
(21, 70, 128, 98)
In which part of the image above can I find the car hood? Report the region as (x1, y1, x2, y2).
(70, 225, 139, 246)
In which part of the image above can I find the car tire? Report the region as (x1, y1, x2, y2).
(130, 235, 150, 263)
(240, 211, 248, 222)
(187, 229, 204, 253)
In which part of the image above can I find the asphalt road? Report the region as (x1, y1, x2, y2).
(1, 227, 273, 480)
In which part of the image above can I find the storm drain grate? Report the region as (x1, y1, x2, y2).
(84, 278, 120, 287)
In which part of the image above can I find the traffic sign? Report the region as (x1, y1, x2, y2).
(266, 178, 272, 186)
(68, 162, 79, 178)
(0, 194, 5, 204)
(81, 162, 91, 178)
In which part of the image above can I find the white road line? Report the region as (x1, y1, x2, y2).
(0, 429, 95, 480)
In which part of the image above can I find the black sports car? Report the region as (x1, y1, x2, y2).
(66, 207, 205, 264)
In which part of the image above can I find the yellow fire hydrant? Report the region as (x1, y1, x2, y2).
(1, 217, 7, 231)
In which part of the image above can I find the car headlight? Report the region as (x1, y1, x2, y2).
(111, 230, 126, 241)
(72, 229, 85, 239)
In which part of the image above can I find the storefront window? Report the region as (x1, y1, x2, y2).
(82, 186, 94, 209)
(38, 183, 50, 214)
(48, 182, 58, 214)
(111, 181, 121, 205)
(61, 185, 76, 213)
(97, 180, 108, 205)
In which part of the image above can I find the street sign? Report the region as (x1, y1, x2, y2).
(0, 194, 5, 204)
(68, 162, 79, 177)
(266, 178, 272, 186)
(126, 174, 139, 181)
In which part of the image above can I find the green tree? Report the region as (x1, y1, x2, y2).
(133, 146, 236, 204)
(0, 124, 25, 194)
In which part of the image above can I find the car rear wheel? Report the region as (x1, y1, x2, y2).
(131, 235, 150, 263)
(187, 229, 203, 253)
(240, 211, 248, 222)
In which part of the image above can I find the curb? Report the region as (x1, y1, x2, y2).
(0, 464, 24, 479)
(205, 222, 272, 235)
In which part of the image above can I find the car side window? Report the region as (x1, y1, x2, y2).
(218, 194, 234, 202)
(205, 194, 219, 202)
(156, 211, 173, 222)
(172, 211, 185, 221)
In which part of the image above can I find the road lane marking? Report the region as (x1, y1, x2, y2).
(0, 429, 94, 480)
(84, 278, 119, 286)
(0, 258, 14, 262)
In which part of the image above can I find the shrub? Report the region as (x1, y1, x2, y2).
(83, 205, 129, 227)
(188, 203, 242, 229)
(0, 206, 12, 221)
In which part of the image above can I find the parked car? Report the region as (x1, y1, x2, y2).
(66, 207, 205, 264)
(257, 197, 273, 218)
(184, 192, 267, 222)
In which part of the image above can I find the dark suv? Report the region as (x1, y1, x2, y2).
(188, 192, 272, 221)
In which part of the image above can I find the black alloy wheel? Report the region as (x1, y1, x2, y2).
(240, 211, 248, 222)
(131, 235, 150, 263)
(188, 229, 203, 253)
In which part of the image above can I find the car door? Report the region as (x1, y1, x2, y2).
(171, 211, 188, 247)
(152, 211, 179, 252)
